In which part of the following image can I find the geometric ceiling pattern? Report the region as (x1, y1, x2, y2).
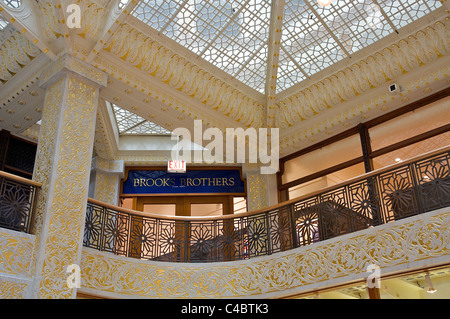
(279, 0, 442, 91)
(110, 103, 172, 135)
(132, 0, 442, 93)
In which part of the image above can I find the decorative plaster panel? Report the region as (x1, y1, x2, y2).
(0, 228, 35, 277)
(0, 27, 41, 83)
(0, 228, 35, 299)
(246, 174, 269, 212)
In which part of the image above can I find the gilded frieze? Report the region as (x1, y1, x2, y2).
(0, 29, 41, 82)
(0, 281, 27, 299)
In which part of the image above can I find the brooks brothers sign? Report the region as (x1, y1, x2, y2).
(122, 169, 246, 195)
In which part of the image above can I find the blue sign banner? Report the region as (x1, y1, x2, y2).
(122, 169, 246, 195)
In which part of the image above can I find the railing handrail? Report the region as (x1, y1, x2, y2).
(88, 144, 450, 222)
(0, 170, 42, 188)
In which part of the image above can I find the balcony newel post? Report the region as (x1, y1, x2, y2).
(288, 203, 298, 249)
(368, 174, 382, 227)
(184, 220, 190, 262)
(409, 161, 425, 215)
(265, 210, 272, 255)
(357, 123, 382, 227)
(29, 55, 107, 299)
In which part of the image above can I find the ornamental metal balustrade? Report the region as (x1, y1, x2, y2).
(83, 146, 450, 263)
(0, 170, 40, 233)
(0, 147, 449, 261)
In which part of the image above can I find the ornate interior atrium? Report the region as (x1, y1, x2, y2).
(0, 0, 449, 300)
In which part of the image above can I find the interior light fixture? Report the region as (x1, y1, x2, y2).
(317, 0, 333, 6)
(425, 272, 437, 294)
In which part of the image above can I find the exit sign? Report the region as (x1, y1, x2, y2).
(167, 160, 186, 173)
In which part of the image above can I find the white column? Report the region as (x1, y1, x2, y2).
(30, 55, 107, 299)
(242, 163, 278, 212)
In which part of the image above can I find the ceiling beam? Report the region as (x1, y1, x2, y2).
(265, 0, 285, 128)
(54, 0, 73, 54)
(86, 0, 139, 62)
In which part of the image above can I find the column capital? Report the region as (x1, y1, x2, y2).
(90, 157, 124, 206)
(241, 163, 261, 178)
(91, 157, 125, 178)
(39, 54, 108, 89)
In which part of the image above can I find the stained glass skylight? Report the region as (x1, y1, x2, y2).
(130, 0, 442, 94)
(111, 104, 172, 135)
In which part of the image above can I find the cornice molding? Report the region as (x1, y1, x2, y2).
(0, 27, 41, 84)
(87, 47, 249, 132)
(0, 0, 58, 59)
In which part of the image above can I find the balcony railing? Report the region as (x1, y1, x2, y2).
(84, 146, 450, 263)
(0, 170, 41, 233)
(1, 147, 447, 262)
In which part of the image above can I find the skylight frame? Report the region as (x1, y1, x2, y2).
(2, 0, 21, 9)
(0, 15, 8, 30)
